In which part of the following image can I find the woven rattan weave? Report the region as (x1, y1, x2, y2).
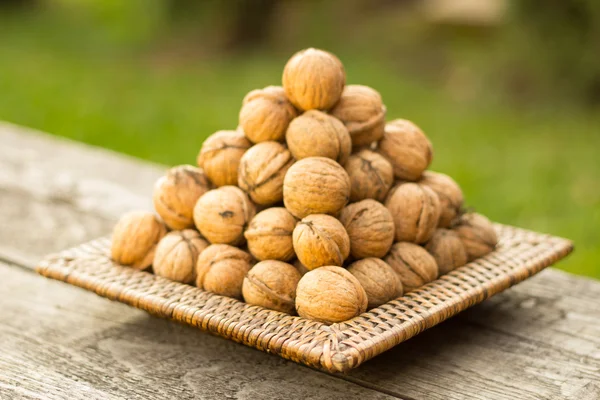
(36, 224, 572, 373)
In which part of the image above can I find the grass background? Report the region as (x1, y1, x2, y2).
(0, 5, 598, 278)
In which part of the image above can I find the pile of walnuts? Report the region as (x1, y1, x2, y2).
(110, 48, 499, 324)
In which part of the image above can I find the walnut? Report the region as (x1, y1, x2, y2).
(153, 230, 209, 284)
(193, 186, 256, 246)
(111, 211, 167, 270)
(385, 242, 439, 292)
(197, 130, 252, 187)
(238, 141, 294, 205)
(339, 200, 395, 259)
(344, 149, 394, 202)
(285, 110, 351, 165)
(420, 171, 464, 227)
(425, 229, 468, 275)
(347, 258, 403, 309)
(452, 212, 498, 261)
(282, 48, 346, 111)
(292, 214, 350, 270)
(244, 207, 297, 261)
(195, 244, 254, 299)
(283, 157, 350, 218)
(385, 182, 441, 244)
(378, 119, 433, 181)
(330, 85, 386, 148)
(242, 260, 301, 314)
(152, 165, 212, 230)
(295, 266, 367, 324)
(239, 86, 298, 143)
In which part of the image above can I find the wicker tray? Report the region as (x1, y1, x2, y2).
(36, 223, 572, 373)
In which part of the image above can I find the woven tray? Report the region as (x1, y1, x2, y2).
(36, 223, 572, 373)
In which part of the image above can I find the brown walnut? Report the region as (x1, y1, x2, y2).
(237, 141, 294, 205)
(239, 86, 298, 143)
(295, 266, 367, 324)
(339, 200, 395, 259)
(425, 229, 468, 275)
(283, 157, 350, 219)
(193, 186, 256, 246)
(385, 242, 439, 292)
(111, 211, 167, 270)
(244, 207, 297, 261)
(452, 212, 498, 261)
(347, 258, 403, 309)
(196, 244, 254, 299)
(242, 260, 301, 314)
(293, 214, 350, 270)
(344, 149, 394, 202)
(420, 171, 464, 227)
(282, 48, 345, 111)
(197, 130, 251, 187)
(285, 110, 351, 165)
(152, 165, 211, 230)
(153, 230, 209, 284)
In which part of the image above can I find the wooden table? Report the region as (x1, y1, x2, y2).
(1, 122, 598, 400)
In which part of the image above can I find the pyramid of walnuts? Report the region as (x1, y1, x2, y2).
(111, 48, 499, 324)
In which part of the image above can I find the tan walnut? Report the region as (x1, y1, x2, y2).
(425, 229, 468, 275)
(111, 211, 167, 270)
(385, 242, 439, 292)
(339, 199, 395, 259)
(242, 260, 302, 314)
(193, 186, 256, 246)
(197, 130, 251, 187)
(330, 85, 386, 148)
(283, 157, 350, 219)
(239, 86, 298, 143)
(285, 110, 351, 165)
(344, 149, 394, 202)
(295, 266, 367, 324)
(379, 119, 433, 181)
(385, 182, 441, 244)
(153, 230, 209, 284)
(347, 258, 403, 309)
(452, 212, 498, 261)
(152, 165, 212, 230)
(195, 244, 254, 299)
(237, 141, 294, 205)
(292, 214, 350, 270)
(282, 48, 346, 111)
(244, 207, 297, 262)
(420, 171, 464, 228)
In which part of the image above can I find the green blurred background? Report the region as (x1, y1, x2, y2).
(0, 0, 598, 278)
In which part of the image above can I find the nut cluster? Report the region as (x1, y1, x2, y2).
(112, 47, 499, 324)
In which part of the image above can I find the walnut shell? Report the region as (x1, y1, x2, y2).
(347, 258, 403, 309)
(344, 149, 394, 202)
(282, 48, 345, 111)
(339, 200, 395, 259)
(285, 110, 351, 165)
(195, 244, 253, 299)
(425, 229, 468, 275)
(295, 266, 367, 324)
(239, 86, 298, 143)
(452, 212, 498, 261)
(379, 119, 433, 181)
(244, 207, 297, 261)
(242, 260, 301, 314)
(293, 214, 350, 270)
(420, 171, 464, 227)
(330, 85, 386, 148)
(385, 182, 441, 244)
(153, 230, 209, 283)
(111, 211, 167, 270)
(152, 165, 212, 230)
(197, 130, 252, 187)
(193, 186, 256, 245)
(238, 141, 294, 205)
(385, 242, 439, 292)
(283, 157, 350, 219)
